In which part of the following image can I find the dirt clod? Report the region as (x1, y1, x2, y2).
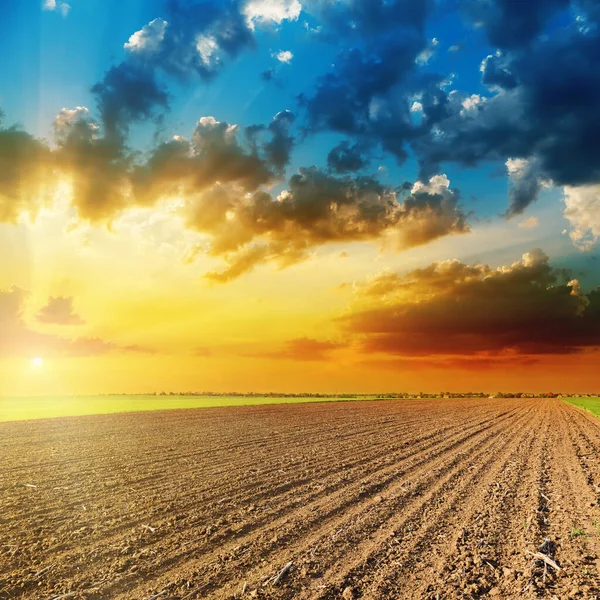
(342, 586, 355, 599)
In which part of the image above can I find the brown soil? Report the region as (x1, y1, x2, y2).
(2, 398, 600, 599)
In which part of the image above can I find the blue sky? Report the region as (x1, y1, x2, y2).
(2, 1, 598, 267)
(1, 1, 591, 220)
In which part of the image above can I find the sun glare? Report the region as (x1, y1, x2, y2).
(31, 357, 43, 368)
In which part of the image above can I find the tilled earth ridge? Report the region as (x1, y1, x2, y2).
(1, 398, 600, 599)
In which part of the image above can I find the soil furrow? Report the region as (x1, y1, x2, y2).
(2, 398, 600, 600)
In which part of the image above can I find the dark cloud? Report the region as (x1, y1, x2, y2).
(245, 110, 295, 175)
(307, 0, 428, 40)
(506, 158, 545, 216)
(138, 1, 254, 80)
(480, 53, 518, 90)
(413, 16, 600, 214)
(298, 1, 445, 169)
(194, 169, 468, 281)
(360, 355, 540, 371)
(0, 97, 470, 281)
(461, 0, 571, 50)
(264, 110, 295, 173)
(91, 62, 169, 138)
(36, 296, 85, 326)
(295, 1, 600, 218)
(89, 1, 256, 148)
(341, 249, 600, 356)
(0, 107, 294, 228)
(302, 36, 430, 164)
(204, 243, 273, 283)
(133, 115, 279, 206)
(53, 107, 133, 221)
(10, 0, 600, 232)
(0, 122, 54, 222)
(327, 141, 369, 174)
(511, 27, 600, 188)
(0, 286, 153, 357)
(580, 0, 600, 25)
(23, 0, 600, 278)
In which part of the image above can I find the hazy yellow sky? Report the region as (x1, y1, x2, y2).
(2, 193, 598, 396)
(2, 0, 600, 395)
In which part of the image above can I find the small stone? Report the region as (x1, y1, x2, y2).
(489, 587, 501, 596)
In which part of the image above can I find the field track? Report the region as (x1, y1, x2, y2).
(2, 398, 600, 599)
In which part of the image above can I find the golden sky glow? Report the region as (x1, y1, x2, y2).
(3, 0, 600, 395)
(2, 197, 599, 396)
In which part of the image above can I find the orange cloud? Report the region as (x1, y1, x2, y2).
(36, 296, 85, 325)
(359, 355, 540, 371)
(243, 337, 345, 361)
(340, 249, 600, 357)
(197, 171, 468, 281)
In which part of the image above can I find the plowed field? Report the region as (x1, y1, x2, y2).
(2, 398, 600, 599)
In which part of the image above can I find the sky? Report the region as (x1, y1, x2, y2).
(1, 0, 600, 396)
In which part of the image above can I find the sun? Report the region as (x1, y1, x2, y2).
(31, 357, 43, 368)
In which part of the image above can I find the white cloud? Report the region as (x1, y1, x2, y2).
(518, 216, 539, 229)
(504, 156, 551, 215)
(243, 0, 302, 29)
(460, 94, 485, 115)
(43, 0, 71, 17)
(274, 50, 293, 64)
(410, 101, 423, 113)
(54, 106, 90, 128)
(124, 18, 168, 53)
(416, 38, 439, 65)
(410, 173, 452, 198)
(506, 156, 550, 188)
(506, 157, 530, 178)
(196, 35, 220, 68)
(53, 106, 99, 141)
(563, 184, 600, 251)
(438, 72, 456, 90)
(519, 247, 547, 268)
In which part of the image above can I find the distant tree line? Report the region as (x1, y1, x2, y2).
(100, 391, 598, 398)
